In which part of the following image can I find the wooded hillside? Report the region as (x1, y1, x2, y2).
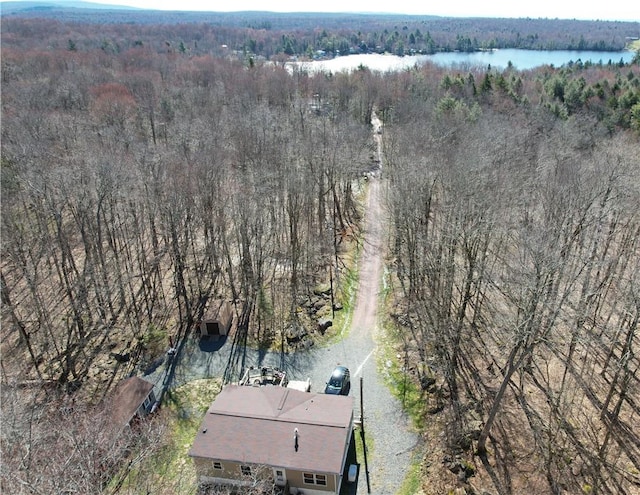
(1, 14, 639, 495)
(2, 10, 639, 56)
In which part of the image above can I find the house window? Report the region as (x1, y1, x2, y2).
(212, 461, 222, 470)
(241, 465, 251, 476)
(303, 472, 327, 485)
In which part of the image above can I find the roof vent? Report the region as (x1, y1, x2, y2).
(277, 389, 289, 410)
(294, 428, 299, 452)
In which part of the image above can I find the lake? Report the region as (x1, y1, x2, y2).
(291, 49, 636, 73)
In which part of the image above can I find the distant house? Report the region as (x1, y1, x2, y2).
(110, 376, 156, 428)
(198, 299, 233, 339)
(189, 385, 355, 494)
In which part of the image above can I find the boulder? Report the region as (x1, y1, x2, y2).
(313, 283, 332, 296)
(317, 317, 333, 333)
(110, 352, 130, 363)
(286, 324, 308, 344)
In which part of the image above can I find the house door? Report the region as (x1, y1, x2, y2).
(206, 322, 220, 336)
(273, 468, 286, 487)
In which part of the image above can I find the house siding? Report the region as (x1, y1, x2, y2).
(193, 457, 270, 481)
(287, 470, 336, 493)
(289, 486, 336, 495)
(193, 457, 337, 494)
(135, 390, 156, 418)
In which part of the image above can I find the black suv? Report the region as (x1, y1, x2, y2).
(324, 365, 351, 395)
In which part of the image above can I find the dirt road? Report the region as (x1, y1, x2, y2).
(349, 173, 419, 495)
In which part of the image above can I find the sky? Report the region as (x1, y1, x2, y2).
(31, 0, 640, 22)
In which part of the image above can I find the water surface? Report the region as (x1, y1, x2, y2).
(292, 49, 636, 73)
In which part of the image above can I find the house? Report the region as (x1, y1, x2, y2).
(199, 299, 233, 339)
(110, 376, 156, 428)
(189, 385, 355, 494)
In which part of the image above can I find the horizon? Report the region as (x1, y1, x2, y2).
(2, 0, 639, 22)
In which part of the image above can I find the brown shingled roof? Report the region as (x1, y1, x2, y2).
(110, 376, 154, 427)
(189, 385, 354, 474)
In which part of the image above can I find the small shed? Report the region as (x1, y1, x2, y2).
(199, 299, 233, 338)
(110, 376, 156, 428)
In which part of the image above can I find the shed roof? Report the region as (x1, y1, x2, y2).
(110, 376, 154, 427)
(189, 385, 354, 474)
(203, 299, 232, 321)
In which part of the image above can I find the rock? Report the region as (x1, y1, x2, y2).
(286, 324, 307, 344)
(317, 317, 333, 333)
(298, 295, 311, 307)
(300, 337, 314, 350)
(110, 351, 130, 363)
(570, 461, 583, 476)
(446, 457, 475, 482)
(462, 460, 476, 477)
(313, 283, 331, 296)
(467, 420, 483, 440)
(447, 461, 461, 474)
(420, 375, 436, 390)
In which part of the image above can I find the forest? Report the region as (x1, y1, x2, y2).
(1, 6, 640, 57)
(1, 10, 640, 495)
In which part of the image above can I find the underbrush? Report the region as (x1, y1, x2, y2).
(377, 275, 429, 430)
(321, 256, 361, 346)
(377, 271, 446, 495)
(110, 378, 221, 495)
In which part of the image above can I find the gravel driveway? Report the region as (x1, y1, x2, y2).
(143, 128, 419, 495)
